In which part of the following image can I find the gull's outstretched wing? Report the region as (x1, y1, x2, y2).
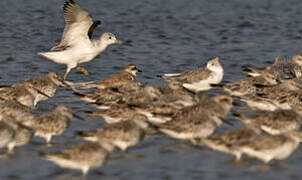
(51, 0, 100, 51)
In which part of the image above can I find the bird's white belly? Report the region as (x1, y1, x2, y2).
(45, 48, 97, 66)
(68, 48, 98, 64)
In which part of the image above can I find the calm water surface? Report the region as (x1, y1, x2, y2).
(0, 0, 302, 179)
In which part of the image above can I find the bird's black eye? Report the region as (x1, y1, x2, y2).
(109, 37, 112, 39)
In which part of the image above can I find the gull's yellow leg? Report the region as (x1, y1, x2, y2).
(64, 67, 72, 81)
(63, 71, 69, 81)
(75, 67, 89, 76)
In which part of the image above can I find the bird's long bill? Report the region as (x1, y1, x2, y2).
(30, 86, 51, 98)
(115, 40, 132, 46)
(222, 119, 234, 126)
(72, 113, 85, 121)
(135, 67, 142, 72)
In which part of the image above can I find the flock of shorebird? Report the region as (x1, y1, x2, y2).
(2, 0, 302, 177)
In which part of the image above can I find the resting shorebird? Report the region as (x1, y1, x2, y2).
(38, 0, 129, 80)
(159, 57, 223, 92)
(82, 64, 142, 90)
(242, 55, 302, 80)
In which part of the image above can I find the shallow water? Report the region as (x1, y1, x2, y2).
(0, 0, 302, 179)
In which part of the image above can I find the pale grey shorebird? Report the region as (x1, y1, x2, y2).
(38, 0, 130, 80)
(242, 55, 302, 80)
(211, 72, 278, 97)
(233, 131, 302, 163)
(25, 106, 75, 143)
(40, 142, 113, 176)
(159, 57, 223, 92)
(157, 94, 233, 140)
(191, 128, 259, 161)
(233, 110, 302, 135)
(78, 114, 151, 151)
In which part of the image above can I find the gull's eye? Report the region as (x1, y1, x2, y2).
(109, 36, 112, 39)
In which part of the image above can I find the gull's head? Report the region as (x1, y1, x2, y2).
(124, 64, 142, 75)
(206, 57, 223, 72)
(100, 33, 129, 46)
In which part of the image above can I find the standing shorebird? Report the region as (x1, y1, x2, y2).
(38, 0, 129, 80)
(28, 106, 75, 143)
(77, 114, 151, 151)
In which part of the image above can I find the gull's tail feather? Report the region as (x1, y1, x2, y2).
(38, 52, 66, 64)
